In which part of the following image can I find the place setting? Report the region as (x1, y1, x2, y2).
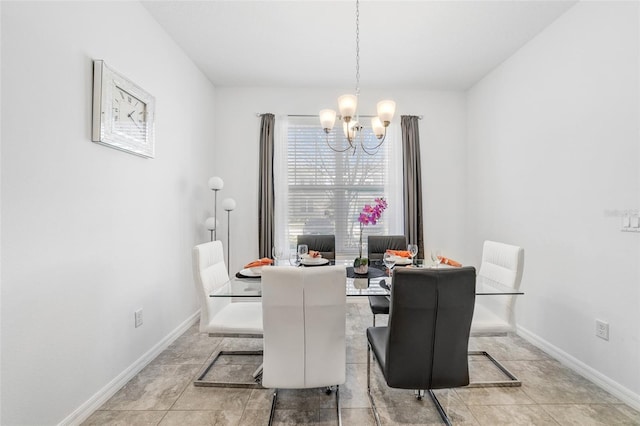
(296, 245, 330, 267)
(236, 257, 273, 279)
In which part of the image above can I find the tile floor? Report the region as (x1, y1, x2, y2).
(84, 301, 640, 425)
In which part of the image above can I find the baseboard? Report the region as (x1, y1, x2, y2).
(59, 310, 201, 426)
(517, 325, 640, 411)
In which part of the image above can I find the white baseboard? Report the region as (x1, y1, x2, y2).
(60, 310, 201, 426)
(517, 325, 640, 411)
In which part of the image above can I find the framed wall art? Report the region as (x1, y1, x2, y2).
(92, 60, 155, 158)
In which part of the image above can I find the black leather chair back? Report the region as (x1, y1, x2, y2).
(297, 235, 336, 260)
(367, 235, 407, 261)
(385, 267, 476, 390)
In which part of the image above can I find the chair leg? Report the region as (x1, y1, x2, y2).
(467, 350, 521, 387)
(372, 314, 376, 327)
(366, 343, 382, 426)
(428, 389, 453, 426)
(336, 384, 342, 426)
(194, 350, 263, 388)
(267, 388, 278, 426)
(252, 363, 263, 383)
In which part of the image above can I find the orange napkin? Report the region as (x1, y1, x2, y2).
(244, 258, 274, 269)
(386, 249, 412, 258)
(438, 256, 462, 267)
(309, 250, 321, 258)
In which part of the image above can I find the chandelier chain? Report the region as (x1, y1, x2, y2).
(355, 0, 360, 96)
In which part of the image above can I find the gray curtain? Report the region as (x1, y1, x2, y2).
(401, 115, 425, 259)
(258, 113, 275, 258)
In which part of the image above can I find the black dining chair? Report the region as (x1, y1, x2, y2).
(297, 234, 336, 260)
(366, 267, 476, 426)
(366, 235, 406, 326)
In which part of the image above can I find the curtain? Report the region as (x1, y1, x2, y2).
(258, 113, 275, 258)
(401, 115, 425, 259)
(273, 116, 289, 256)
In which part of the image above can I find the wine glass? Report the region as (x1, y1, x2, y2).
(289, 252, 301, 267)
(383, 252, 397, 278)
(430, 249, 442, 268)
(408, 244, 418, 265)
(297, 244, 308, 260)
(272, 246, 283, 264)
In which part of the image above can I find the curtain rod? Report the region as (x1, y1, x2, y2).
(256, 113, 423, 119)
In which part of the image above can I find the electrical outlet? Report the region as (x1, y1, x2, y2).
(595, 319, 609, 341)
(135, 309, 143, 328)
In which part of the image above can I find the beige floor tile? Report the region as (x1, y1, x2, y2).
(455, 386, 536, 406)
(171, 385, 251, 411)
(81, 410, 166, 425)
(321, 407, 376, 426)
(238, 408, 271, 426)
(506, 360, 621, 405)
(614, 404, 640, 423)
(85, 309, 633, 426)
(469, 404, 559, 425)
(541, 403, 640, 425)
(159, 410, 242, 425)
(101, 364, 200, 411)
(150, 332, 222, 366)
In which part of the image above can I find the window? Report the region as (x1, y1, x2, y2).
(275, 116, 402, 258)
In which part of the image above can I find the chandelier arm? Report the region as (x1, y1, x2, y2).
(360, 140, 381, 156)
(325, 134, 355, 153)
(360, 128, 387, 155)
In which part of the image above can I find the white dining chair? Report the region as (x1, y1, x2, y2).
(261, 265, 346, 426)
(469, 240, 525, 387)
(192, 241, 263, 388)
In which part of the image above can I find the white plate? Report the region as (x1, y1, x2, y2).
(392, 256, 413, 265)
(239, 268, 262, 277)
(301, 257, 330, 266)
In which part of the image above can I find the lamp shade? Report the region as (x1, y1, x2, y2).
(222, 198, 236, 211)
(343, 120, 359, 140)
(319, 109, 337, 131)
(371, 117, 385, 139)
(205, 217, 219, 230)
(338, 94, 357, 119)
(376, 100, 396, 124)
(208, 176, 224, 191)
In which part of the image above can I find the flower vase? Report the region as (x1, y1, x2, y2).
(354, 223, 369, 274)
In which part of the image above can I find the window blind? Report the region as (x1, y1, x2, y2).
(285, 116, 394, 257)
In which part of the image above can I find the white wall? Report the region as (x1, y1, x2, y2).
(467, 1, 640, 399)
(1, 2, 215, 424)
(213, 88, 468, 274)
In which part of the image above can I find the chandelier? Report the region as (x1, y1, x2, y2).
(319, 0, 396, 155)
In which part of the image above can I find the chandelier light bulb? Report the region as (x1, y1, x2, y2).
(319, 109, 337, 132)
(337, 94, 357, 120)
(376, 100, 396, 125)
(343, 120, 360, 141)
(371, 117, 385, 139)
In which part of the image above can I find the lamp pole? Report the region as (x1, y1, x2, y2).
(222, 198, 237, 271)
(208, 176, 224, 240)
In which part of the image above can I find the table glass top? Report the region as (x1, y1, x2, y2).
(210, 262, 524, 298)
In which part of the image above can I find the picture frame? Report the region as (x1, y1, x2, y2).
(92, 60, 156, 158)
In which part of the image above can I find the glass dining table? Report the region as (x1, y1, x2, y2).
(209, 261, 524, 298)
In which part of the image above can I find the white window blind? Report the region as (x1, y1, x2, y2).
(282, 116, 401, 257)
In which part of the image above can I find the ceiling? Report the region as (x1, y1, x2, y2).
(142, 1, 577, 90)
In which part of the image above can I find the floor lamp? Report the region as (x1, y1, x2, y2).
(205, 217, 219, 242)
(208, 176, 224, 240)
(222, 198, 236, 270)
